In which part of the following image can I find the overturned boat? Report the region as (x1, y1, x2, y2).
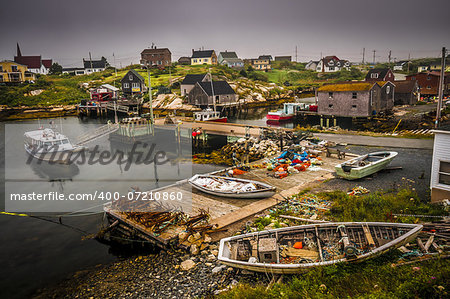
(218, 222, 422, 274)
(335, 151, 398, 180)
(188, 174, 276, 199)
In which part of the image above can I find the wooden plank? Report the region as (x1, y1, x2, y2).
(362, 224, 375, 247)
(416, 237, 427, 253)
(424, 235, 434, 251)
(315, 225, 324, 262)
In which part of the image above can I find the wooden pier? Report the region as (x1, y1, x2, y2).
(105, 154, 343, 248)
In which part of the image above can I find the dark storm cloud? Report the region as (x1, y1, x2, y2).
(1, 0, 449, 66)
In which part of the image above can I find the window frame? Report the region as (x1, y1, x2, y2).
(438, 160, 450, 186)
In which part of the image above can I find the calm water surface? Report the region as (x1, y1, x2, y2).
(0, 117, 222, 298)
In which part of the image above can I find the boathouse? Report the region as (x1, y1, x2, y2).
(393, 80, 419, 105)
(121, 70, 146, 96)
(187, 81, 237, 107)
(317, 81, 394, 117)
(180, 73, 210, 96)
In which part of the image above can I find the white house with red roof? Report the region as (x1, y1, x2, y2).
(13, 43, 53, 75)
(315, 55, 350, 73)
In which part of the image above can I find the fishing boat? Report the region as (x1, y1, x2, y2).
(188, 174, 276, 199)
(24, 127, 83, 164)
(193, 108, 227, 122)
(266, 103, 306, 122)
(218, 222, 422, 274)
(335, 151, 398, 180)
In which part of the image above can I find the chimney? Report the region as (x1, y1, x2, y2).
(192, 49, 194, 54)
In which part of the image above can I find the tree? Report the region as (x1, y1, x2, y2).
(49, 62, 63, 75)
(239, 69, 248, 77)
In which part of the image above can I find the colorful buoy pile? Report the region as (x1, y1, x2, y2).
(266, 150, 323, 179)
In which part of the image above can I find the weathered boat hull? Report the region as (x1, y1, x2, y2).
(24, 144, 83, 164)
(188, 174, 276, 199)
(218, 222, 422, 274)
(335, 151, 398, 180)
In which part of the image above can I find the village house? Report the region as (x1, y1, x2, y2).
(393, 80, 419, 105)
(191, 50, 217, 65)
(121, 70, 146, 96)
(62, 67, 86, 76)
(178, 56, 191, 65)
(251, 57, 271, 71)
(317, 81, 394, 117)
(315, 56, 350, 73)
(418, 66, 429, 72)
(218, 51, 244, 68)
(406, 71, 450, 96)
(83, 58, 107, 74)
(0, 60, 35, 83)
(140, 46, 172, 68)
(274, 56, 292, 62)
(305, 60, 319, 71)
(258, 55, 273, 61)
(393, 61, 409, 71)
(430, 126, 450, 203)
(365, 68, 395, 82)
(180, 73, 211, 96)
(187, 81, 237, 107)
(14, 44, 52, 75)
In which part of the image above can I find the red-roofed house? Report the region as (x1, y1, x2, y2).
(13, 43, 52, 75)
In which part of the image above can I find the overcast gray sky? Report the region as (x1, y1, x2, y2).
(1, 0, 449, 67)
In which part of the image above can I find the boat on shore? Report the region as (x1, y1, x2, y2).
(335, 151, 398, 180)
(218, 222, 422, 274)
(266, 102, 308, 122)
(24, 127, 83, 164)
(194, 108, 227, 122)
(188, 174, 276, 199)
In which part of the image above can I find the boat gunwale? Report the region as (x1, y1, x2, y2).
(218, 222, 422, 270)
(338, 151, 398, 171)
(188, 174, 276, 195)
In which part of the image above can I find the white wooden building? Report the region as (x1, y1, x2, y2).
(430, 128, 450, 203)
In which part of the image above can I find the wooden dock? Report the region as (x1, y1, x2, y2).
(105, 154, 343, 248)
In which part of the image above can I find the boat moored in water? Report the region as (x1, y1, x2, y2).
(218, 222, 422, 274)
(24, 128, 83, 164)
(335, 151, 398, 180)
(188, 174, 276, 199)
(193, 108, 227, 122)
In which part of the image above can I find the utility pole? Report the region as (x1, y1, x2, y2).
(362, 48, 365, 65)
(436, 47, 447, 128)
(146, 62, 154, 124)
(89, 52, 93, 71)
(407, 53, 411, 73)
(295, 45, 298, 62)
(372, 50, 376, 64)
(388, 50, 391, 64)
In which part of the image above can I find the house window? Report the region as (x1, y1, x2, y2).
(123, 83, 129, 88)
(132, 82, 139, 88)
(352, 105, 357, 109)
(328, 104, 333, 108)
(329, 66, 335, 71)
(129, 75, 133, 81)
(0, 66, 3, 72)
(438, 161, 450, 185)
(427, 76, 431, 80)
(371, 73, 379, 79)
(386, 86, 391, 94)
(427, 86, 431, 89)
(352, 92, 357, 99)
(193, 59, 197, 63)
(11, 65, 18, 72)
(215, 96, 219, 104)
(328, 92, 333, 98)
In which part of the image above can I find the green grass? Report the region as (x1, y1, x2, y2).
(220, 255, 449, 298)
(220, 189, 448, 298)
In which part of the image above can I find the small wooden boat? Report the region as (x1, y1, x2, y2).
(218, 222, 422, 274)
(335, 151, 398, 180)
(188, 174, 276, 199)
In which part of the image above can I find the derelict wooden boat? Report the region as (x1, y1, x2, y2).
(188, 174, 276, 199)
(335, 151, 398, 180)
(218, 222, 422, 274)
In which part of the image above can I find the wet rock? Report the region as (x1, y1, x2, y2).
(212, 265, 226, 274)
(190, 244, 199, 255)
(180, 259, 196, 271)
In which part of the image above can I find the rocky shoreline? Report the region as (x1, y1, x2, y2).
(33, 243, 269, 298)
